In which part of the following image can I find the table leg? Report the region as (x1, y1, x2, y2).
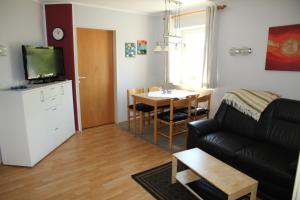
(250, 184, 258, 200)
(133, 97, 137, 136)
(139, 111, 143, 134)
(154, 104, 158, 144)
(171, 156, 177, 184)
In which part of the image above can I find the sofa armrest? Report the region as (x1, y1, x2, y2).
(289, 160, 298, 174)
(187, 119, 221, 149)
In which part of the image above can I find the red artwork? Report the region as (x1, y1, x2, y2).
(265, 24, 300, 71)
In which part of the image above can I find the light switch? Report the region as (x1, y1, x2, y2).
(0, 45, 8, 56)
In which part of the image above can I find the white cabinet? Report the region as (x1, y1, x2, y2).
(0, 81, 75, 167)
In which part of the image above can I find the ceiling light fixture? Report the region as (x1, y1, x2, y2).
(153, 0, 183, 52)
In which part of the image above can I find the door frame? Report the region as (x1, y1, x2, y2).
(73, 26, 118, 131)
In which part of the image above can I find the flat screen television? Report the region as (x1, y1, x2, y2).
(22, 45, 65, 81)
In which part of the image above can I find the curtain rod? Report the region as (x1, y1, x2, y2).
(171, 4, 226, 18)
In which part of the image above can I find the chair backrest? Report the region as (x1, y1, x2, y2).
(196, 94, 211, 110)
(148, 86, 163, 92)
(127, 88, 145, 106)
(170, 97, 191, 121)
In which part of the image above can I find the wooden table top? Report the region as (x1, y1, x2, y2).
(132, 90, 199, 101)
(173, 148, 258, 196)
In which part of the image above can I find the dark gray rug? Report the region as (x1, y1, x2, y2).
(132, 162, 250, 200)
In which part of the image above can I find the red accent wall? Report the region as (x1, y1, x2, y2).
(45, 4, 78, 130)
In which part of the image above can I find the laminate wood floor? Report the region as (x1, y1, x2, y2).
(0, 125, 171, 200)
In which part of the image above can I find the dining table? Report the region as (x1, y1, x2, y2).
(132, 90, 200, 144)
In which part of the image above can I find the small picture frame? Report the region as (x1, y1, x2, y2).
(125, 42, 136, 57)
(137, 40, 147, 55)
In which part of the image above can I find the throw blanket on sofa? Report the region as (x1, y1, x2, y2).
(222, 89, 280, 121)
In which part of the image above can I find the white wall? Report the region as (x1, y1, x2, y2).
(293, 152, 300, 200)
(180, 12, 206, 28)
(211, 0, 300, 115)
(0, 0, 44, 163)
(73, 4, 165, 123)
(0, 0, 44, 89)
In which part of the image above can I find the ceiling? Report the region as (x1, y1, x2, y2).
(40, 0, 210, 15)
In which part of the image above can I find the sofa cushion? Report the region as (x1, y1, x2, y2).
(221, 105, 257, 138)
(233, 143, 297, 187)
(197, 131, 255, 161)
(262, 99, 300, 151)
(265, 119, 300, 151)
(274, 98, 300, 123)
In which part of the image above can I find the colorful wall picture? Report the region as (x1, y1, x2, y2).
(265, 24, 300, 71)
(125, 42, 136, 57)
(137, 40, 147, 55)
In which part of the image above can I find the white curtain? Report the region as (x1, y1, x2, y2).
(168, 15, 182, 85)
(202, 3, 218, 88)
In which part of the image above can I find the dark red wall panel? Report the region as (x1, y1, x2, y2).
(45, 4, 78, 130)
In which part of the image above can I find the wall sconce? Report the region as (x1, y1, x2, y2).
(229, 47, 252, 56)
(0, 45, 8, 56)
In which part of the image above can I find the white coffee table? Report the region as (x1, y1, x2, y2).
(172, 148, 258, 200)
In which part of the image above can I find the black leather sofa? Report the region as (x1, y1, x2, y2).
(187, 98, 300, 200)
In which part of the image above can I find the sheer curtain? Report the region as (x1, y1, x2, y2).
(202, 2, 218, 89)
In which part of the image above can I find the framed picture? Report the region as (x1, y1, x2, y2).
(137, 40, 147, 55)
(265, 24, 300, 71)
(125, 42, 136, 57)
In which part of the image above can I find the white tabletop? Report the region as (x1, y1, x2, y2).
(148, 90, 198, 99)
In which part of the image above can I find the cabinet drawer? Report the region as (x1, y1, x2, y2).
(41, 84, 64, 100)
(45, 95, 62, 109)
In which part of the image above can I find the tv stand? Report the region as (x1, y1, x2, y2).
(0, 81, 75, 167)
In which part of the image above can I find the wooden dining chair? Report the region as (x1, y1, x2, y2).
(127, 88, 154, 131)
(157, 96, 191, 151)
(191, 94, 211, 120)
(148, 86, 163, 92)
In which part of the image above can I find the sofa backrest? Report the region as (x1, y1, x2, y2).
(260, 98, 300, 151)
(214, 102, 258, 138)
(215, 98, 300, 151)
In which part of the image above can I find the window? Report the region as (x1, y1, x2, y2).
(168, 25, 205, 89)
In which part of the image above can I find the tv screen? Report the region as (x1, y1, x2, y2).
(22, 45, 65, 80)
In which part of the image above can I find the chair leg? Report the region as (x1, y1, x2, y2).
(147, 112, 151, 125)
(169, 122, 173, 152)
(139, 111, 143, 134)
(127, 109, 131, 130)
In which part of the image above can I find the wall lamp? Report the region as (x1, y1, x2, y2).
(229, 47, 252, 56)
(0, 45, 8, 56)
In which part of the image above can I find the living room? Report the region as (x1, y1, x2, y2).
(0, 0, 299, 200)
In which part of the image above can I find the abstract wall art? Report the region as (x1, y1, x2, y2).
(265, 24, 300, 71)
(125, 42, 136, 57)
(137, 40, 147, 55)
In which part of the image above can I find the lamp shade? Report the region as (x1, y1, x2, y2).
(153, 44, 163, 52)
(163, 45, 169, 52)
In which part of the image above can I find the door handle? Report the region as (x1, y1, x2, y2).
(79, 76, 87, 79)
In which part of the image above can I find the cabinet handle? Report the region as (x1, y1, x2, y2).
(52, 107, 57, 111)
(55, 127, 59, 131)
(61, 85, 64, 95)
(51, 97, 56, 101)
(40, 91, 45, 102)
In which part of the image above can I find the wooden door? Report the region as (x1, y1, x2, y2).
(77, 28, 114, 129)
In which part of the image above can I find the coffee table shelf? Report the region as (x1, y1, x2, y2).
(176, 169, 203, 199)
(172, 148, 258, 200)
(176, 169, 200, 184)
